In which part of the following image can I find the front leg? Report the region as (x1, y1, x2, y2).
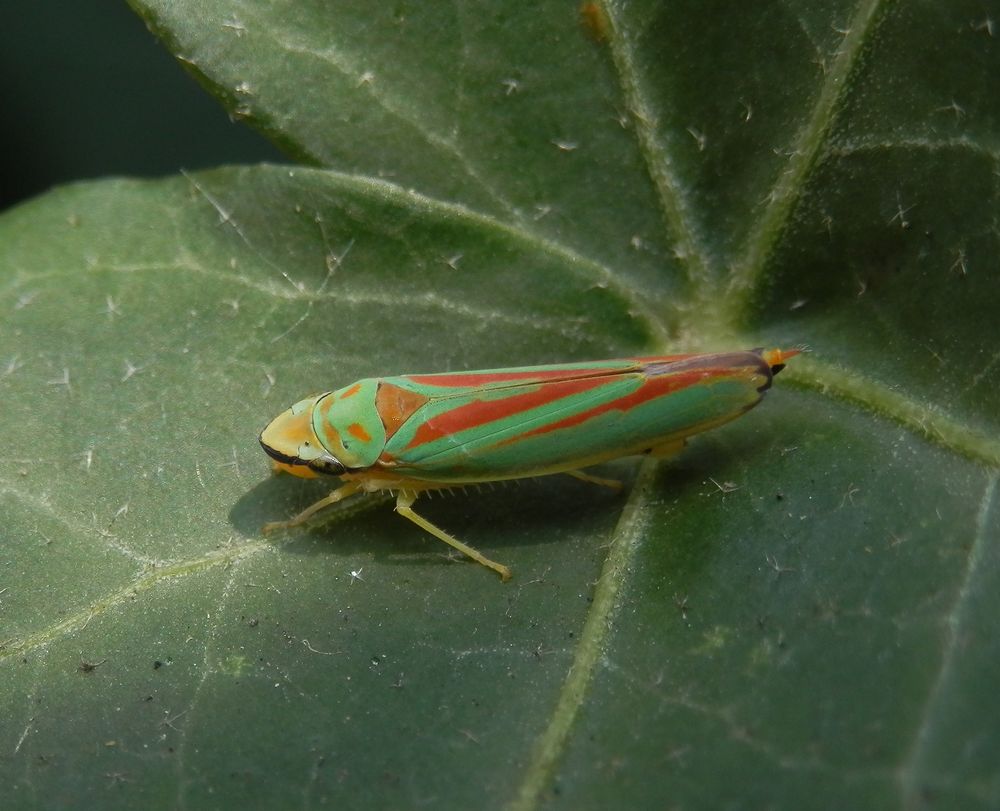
(262, 481, 363, 534)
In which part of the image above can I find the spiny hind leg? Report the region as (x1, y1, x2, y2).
(262, 481, 363, 534)
(394, 490, 512, 581)
(564, 469, 623, 491)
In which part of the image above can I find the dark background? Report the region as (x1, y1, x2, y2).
(0, 1, 281, 213)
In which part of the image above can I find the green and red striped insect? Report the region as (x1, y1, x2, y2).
(259, 348, 799, 580)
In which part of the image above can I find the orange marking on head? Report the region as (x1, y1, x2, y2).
(315, 395, 342, 447)
(348, 422, 372, 442)
(321, 422, 341, 447)
(340, 383, 363, 399)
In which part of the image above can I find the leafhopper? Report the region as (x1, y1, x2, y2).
(259, 348, 798, 580)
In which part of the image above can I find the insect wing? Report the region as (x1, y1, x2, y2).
(380, 353, 772, 481)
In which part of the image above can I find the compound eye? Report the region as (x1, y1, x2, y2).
(308, 453, 346, 476)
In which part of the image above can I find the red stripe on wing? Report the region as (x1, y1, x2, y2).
(403, 375, 613, 450)
(502, 357, 768, 444)
(502, 370, 709, 443)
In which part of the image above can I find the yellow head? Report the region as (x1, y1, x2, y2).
(258, 394, 346, 478)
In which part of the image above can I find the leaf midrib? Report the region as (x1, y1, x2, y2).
(508, 458, 659, 811)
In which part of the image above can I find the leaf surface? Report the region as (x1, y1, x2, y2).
(1, 1, 998, 808)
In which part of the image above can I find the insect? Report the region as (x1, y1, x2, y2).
(259, 348, 799, 580)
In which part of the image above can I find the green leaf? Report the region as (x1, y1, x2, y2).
(2, 2, 998, 809)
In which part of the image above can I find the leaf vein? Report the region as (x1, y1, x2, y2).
(788, 357, 1000, 467)
(601, 1, 714, 289)
(268, 36, 520, 220)
(0, 541, 273, 666)
(896, 471, 998, 804)
(508, 458, 659, 811)
(173, 564, 244, 810)
(0, 479, 156, 565)
(726, 0, 898, 311)
(138, 170, 669, 345)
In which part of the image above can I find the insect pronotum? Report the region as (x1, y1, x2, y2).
(259, 348, 799, 580)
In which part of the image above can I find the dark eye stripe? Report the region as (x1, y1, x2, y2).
(259, 435, 306, 467)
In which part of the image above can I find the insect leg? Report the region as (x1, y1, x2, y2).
(647, 438, 686, 459)
(394, 490, 512, 581)
(564, 469, 623, 491)
(262, 481, 363, 534)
